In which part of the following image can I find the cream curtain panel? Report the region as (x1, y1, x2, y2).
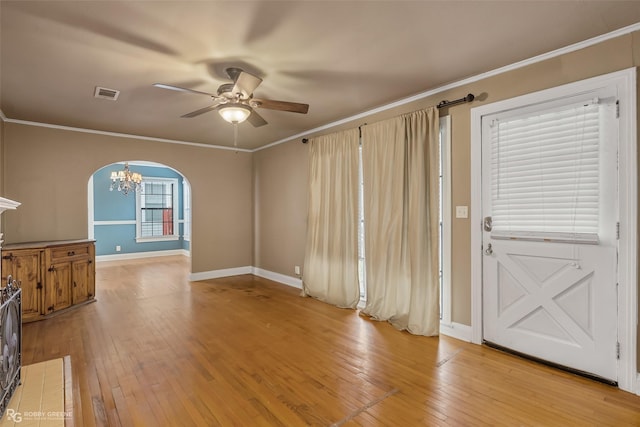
(302, 129, 360, 308)
(361, 107, 440, 336)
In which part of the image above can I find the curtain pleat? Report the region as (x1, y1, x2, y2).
(361, 107, 440, 336)
(302, 129, 360, 308)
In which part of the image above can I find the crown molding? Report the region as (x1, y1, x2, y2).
(1, 117, 252, 153)
(257, 21, 640, 151)
(0, 197, 20, 213)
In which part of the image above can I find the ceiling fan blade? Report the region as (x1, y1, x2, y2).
(247, 109, 268, 127)
(252, 98, 309, 114)
(153, 83, 217, 98)
(181, 104, 220, 118)
(231, 71, 263, 98)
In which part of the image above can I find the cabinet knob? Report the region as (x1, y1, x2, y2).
(67, 251, 75, 256)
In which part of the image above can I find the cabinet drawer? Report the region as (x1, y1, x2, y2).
(50, 244, 90, 262)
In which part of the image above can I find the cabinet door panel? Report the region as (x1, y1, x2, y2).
(2, 250, 42, 321)
(46, 263, 72, 312)
(72, 261, 91, 304)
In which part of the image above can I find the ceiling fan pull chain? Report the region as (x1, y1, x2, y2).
(233, 123, 238, 147)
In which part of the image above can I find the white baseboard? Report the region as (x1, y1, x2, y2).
(189, 266, 252, 281)
(252, 268, 302, 289)
(440, 322, 472, 342)
(636, 373, 640, 396)
(96, 249, 189, 262)
(189, 266, 302, 289)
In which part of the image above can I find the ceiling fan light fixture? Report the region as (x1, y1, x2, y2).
(219, 104, 251, 124)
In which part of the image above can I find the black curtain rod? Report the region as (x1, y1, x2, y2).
(302, 125, 363, 144)
(301, 97, 473, 144)
(437, 93, 475, 109)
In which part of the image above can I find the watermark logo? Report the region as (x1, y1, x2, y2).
(5, 409, 72, 423)
(6, 409, 21, 422)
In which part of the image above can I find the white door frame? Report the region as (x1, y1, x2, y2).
(470, 68, 638, 394)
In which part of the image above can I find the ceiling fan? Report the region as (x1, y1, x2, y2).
(153, 67, 309, 127)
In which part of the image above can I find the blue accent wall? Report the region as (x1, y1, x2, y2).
(93, 163, 191, 256)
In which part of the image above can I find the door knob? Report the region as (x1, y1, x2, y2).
(484, 243, 493, 255)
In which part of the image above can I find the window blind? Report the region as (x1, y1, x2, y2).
(490, 101, 602, 242)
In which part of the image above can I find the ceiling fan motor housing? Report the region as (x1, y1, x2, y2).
(225, 67, 244, 82)
(217, 83, 235, 97)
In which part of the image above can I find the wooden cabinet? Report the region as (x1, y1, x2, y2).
(1, 240, 95, 322)
(45, 260, 72, 313)
(1, 249, 41, 322)
(71, 259, 93, 305)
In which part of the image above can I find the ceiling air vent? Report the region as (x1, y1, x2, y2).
(94, 86, 120, 101)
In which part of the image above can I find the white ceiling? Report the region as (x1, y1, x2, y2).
(2, 1, 640, 150)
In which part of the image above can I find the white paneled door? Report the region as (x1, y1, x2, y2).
(482, 239, 617, 381)
(481, 95, 619, 382)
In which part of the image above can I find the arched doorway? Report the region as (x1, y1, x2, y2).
(87, 161, 191, 261)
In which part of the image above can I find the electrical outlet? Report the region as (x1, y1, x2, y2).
(295, 265, 301, 275)
(116, 245, 121, 252)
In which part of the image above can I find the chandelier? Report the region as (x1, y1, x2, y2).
(109, 162, 142, 195)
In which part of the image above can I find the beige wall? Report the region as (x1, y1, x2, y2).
(2, 123, 253, 274)
(0, 119, 4, 195)
(253, 140, 308, 276)
(253, 32, 639, 328)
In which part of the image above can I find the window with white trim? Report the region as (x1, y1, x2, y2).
(182, 180, 191, 241)
(358, 145, 366, 299)
(136, 178, 179, 242)
(439, 116, 451, 323)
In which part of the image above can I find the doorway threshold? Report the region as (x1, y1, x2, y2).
(483, 340, 617, 387)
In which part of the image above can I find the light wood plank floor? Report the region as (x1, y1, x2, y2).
(21, 256, 640, 426)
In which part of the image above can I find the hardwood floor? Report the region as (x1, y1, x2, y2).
(21, 256, 640, 426)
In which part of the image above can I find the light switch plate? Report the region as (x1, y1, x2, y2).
(456, 206, 468, 218)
